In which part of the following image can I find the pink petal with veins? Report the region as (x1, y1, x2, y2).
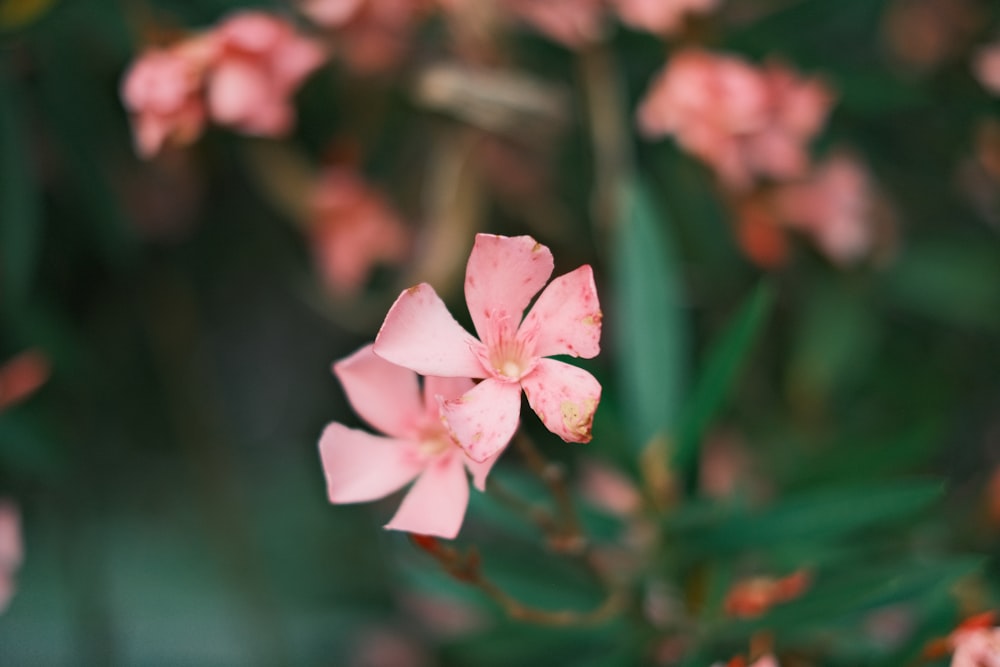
(464, 234, 553, 342)
(521, 358, 601, 443)
(385, 454, 469, 539)
(520, 265, 602, 359)
(440, 379, 522, 463)
(319, 423, 423, 503)
(374, 283, 486, 378)
(334, 344, 422, 438)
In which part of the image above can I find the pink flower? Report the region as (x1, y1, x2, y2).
(206, 12, 326, 135)
(319, 345, 497, 538)
(121, 38, 216, 157)
(771, 153, 874, 265)
(374, 234, 602, 463)
(0, 501, 23, 614)
(637, 50, 833, 191)
(613, 0, 718, 35)
(502, 0, 606, 48)
(301, 0, 428, 74)
(309, 168, 410, 296)
(951, 626, 1000, 667)
(974, 41, 1000, 95)
(122, 12, 326, 157)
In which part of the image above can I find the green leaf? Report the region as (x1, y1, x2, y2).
(611, 180, 688, 453)
(666, 480, 944, 552)
(675, 283, 773, 483)
(0, 72, 42, 308)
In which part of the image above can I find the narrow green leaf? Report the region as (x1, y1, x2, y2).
(666, 480, 944, 552)
(0, 73, 42, 308)
(612, 180, 687, 452)
(676, 283, 773, 480)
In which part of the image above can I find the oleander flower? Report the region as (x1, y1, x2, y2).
(950, 624, 1000, 667)
(121, 38, 216, 157)
(613, 0, 718, 35)
(637, 50, 833, 191)
(374, 234, 602, 463)
(121, 11, 325, 157)
(205, 11, 326, 135)
(309, 168, 410, 296)
(0, 501, 22, 614)
(319, 345, 497, 538)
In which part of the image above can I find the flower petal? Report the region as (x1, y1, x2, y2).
(319, 423, 422, 503)
(423, 375, 476, 414)
(519, 265, 602, 359)
(441, 379, 522, 463)
(463, 450, 500, 492)
(374, 284, 486, 378)
(334, 344, 422, 438)
(385, 453, 469, 539)
(207, 60, 271, 126)
(465, 234, 553, 343)
(521, 359, 601, 443)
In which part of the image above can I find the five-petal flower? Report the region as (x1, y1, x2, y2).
(373, 234, 602, 463)
(319, 345, 497, 539)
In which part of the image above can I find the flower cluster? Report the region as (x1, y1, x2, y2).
(637, 49, 880, 267)
(319, 234, 602, 538)
(121, 11, 325, 157)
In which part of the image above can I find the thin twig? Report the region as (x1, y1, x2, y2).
(410, 535, 625, 627)
(512, 432, 585, 553)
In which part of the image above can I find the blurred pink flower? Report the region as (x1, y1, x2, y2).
(0, 501, 23, 614)
(0, 349, 50, 412)
(951, 626, 1000, 667)
(121, 38, 216, 157)
(771, 153, 874, 265)
(374, 234, 602, 462)
(637, 50, 833, 190)
(974, 41, 1000, 95)
(309, 168, 409, 296)
(613, 0, 717, 35)
(503, 0, 606, 48)
(301, 0, 427, 73)
(206, 12, 326, 135)
(122, 12, 325, 156)
(319, 345, 498, 538)
(579, 459, 642, 516)
(724, 570, 810, 618)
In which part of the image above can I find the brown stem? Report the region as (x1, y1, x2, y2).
(512, 432, 584, 554)
(410, 535, 624, 627)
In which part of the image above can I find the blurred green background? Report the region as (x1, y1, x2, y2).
(1, 0, 1000, 665)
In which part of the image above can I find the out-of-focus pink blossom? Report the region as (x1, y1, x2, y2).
(974, 41, 1000, 95)
(122, 12, 325, 157)
(301, 0, 427, 73)
(711, 654, 780, 667)
(613, 0, 717, 35)
(374, 234, 602, 463)
(121, 38, 216, 157)
(0, 349, 50, 412)
(0, 501, 23, 614)
(950, 625, 1000, 667)
(637, 50, 833, 190)
(502, 0, 606, 49)
(579, 459, 642, 516)
(206, 12, 326, 135)
(319, 345, 498, 539)
(309, 168, 409, 296)
(771, 153, 874, 265)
